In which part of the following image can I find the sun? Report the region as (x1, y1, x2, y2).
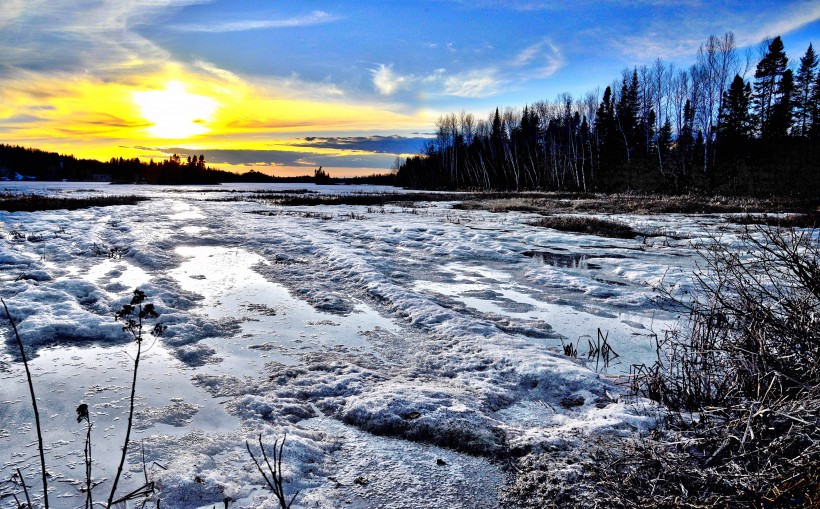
(133, 81, 218, 139)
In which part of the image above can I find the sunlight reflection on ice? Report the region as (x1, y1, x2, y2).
(171, 245, 402, 370)
(82, 258, 151, 289)
(0, 343, 238, 506)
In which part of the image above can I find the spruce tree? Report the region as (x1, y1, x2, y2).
(769, 69, 795, 138)
(718, 75, 753, 142)
(753, 36, 789, 139)
(595, 86, 619, 185)
(811, 71, 820, 139)
(794, 43, 818, 137)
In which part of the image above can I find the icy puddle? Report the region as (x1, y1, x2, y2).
(171, 245, 403, 371)
(168, 201, 206, 221)
(0, 343, 238, 508)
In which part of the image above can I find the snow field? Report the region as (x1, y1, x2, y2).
(1, 183, 730, 508)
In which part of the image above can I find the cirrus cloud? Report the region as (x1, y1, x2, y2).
(168, 10, 341, 33)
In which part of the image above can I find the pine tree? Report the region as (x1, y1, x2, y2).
(753, 36, 789, 139)
(769, 69, 795, 138)
(794, 43, 818, 137)
(811, 71, 820, 139)
(595, 86, 614, 142)
(595, 86, 618, 184)
(717, 75, 753, 142)
(676, 99, 696, 176)
(645, 109, 657, 154)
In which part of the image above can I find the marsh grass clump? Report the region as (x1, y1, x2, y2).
(529, 215, 638, 239)
(630, 225, 820, 506)
(457, 193, 815, 215)
(0, 194, 148, 212)
(506, 225, 820, 508)
(728, 212, 820, 228)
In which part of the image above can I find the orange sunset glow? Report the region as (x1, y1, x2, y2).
(1, 1, 817, 176)
(1, 62, 432, 176)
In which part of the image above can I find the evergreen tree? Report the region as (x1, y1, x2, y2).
(595, 86, 618, 186)
(645, 109, 657, 154)
(594, 86, 614, 142)
(615, 70, 641, 162)
(678, 99, 695, 165)
(794, 43, 818, 137)
(811, 71, 820, 139)
(717, 75, 753, 142)
(769, 69, 795, 138)
(753, 36, 789, 139)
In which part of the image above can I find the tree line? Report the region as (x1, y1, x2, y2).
(397, 34, 820, 197)
(0, 145, 396, 185)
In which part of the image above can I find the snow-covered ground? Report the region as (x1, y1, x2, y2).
(0, 182, 732, 508)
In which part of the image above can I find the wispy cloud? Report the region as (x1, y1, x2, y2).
(442, 69, 505, 98)
(607, 1, 820, 62)
(194, 60, 241, 84)
(370, 38, 563, 99)
(371, 63, 504, 98)
(169, 10, 341, 33)
(0, 0, 26, 28)
(512, 39, 564, 78)
(739, 1, 820, 46)
(440, 0, 700, 10)
(0, 0, 195, 77)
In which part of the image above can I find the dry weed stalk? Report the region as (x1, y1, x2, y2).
(106, 289, 165, 509)
(246, 435, 299, 509)
(1, 299, 49, 509)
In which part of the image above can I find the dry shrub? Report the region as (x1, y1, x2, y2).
(728, 212, 820, 228)
(633, 225, 820, 506)
(506, 225, 820, 508)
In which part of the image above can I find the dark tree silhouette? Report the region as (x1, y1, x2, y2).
(397, 32, 820, 197)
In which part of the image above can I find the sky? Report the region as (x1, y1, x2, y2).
(0, 0, 818, 177)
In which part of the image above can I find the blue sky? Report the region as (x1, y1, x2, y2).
(143, 0, 820, 104)
(0, 0, 818, 175)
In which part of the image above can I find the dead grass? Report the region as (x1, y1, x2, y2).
(505, 225, 820, 508)
(456, 193, 817, 215)
(529, 216, 638, 239)
(0, 194, 148, 212)
(728, 212, 820, 228)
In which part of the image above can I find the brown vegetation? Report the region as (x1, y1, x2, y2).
(0, 194, 148, 212)
(506, 225, 820, 508)
(455, 193, 817, 215)
(528, 215, 638, 239)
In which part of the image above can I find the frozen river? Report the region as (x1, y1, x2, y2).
(0, 182, 729, 508)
